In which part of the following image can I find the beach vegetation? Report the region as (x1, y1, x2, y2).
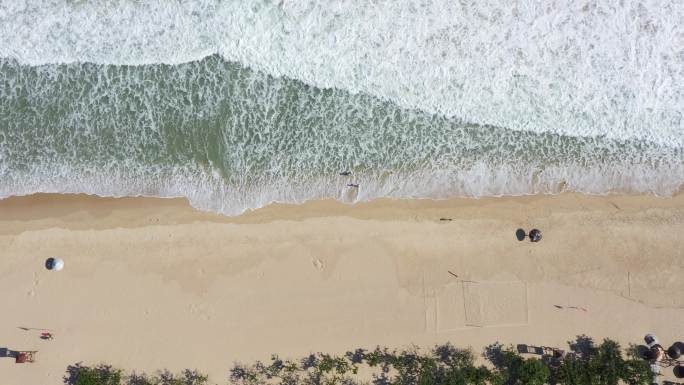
(64, 336, 652, 385)
(64, 363, 123, 385)
(553, 338, 651, 385)
(486, 346, 549, 385)
(230, 344, 497, 385)
(64, 365, 207, 385)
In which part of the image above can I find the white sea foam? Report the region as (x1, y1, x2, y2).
(1, 159, 683, 216)
(1, 0, 682, 146)
(1, 2, 683, 214)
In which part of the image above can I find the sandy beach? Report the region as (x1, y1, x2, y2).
(1, 193, 684, 384)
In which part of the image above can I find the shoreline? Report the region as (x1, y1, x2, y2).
(1, 192, 683, 383)
(2, 190, 683, 223)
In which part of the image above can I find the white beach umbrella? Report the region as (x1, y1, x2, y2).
(45, 257, 64, 271)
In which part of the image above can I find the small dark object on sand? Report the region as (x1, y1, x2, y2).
(674, 365, 684, 378)
(515, 228, 526, 241)
(347, 183, 359, 188)
(340, 171, 351, 176)
(529, 229, 542, 242)
(440, 218, 453, 221)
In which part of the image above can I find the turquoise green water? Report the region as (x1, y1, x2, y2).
(1, 55, 682, 214)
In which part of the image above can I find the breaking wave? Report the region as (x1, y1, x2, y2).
(0, 1, 683, 214)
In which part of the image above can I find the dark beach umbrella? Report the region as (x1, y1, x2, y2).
(515, 229, 526, 241)
(644, 334, 659, 347)
(635, 345, 650, 360)
(529, 229, 542, 242)
(668, 344, 682, 359)
(643, 349, 656, 360)
(673, 365, 684, 378)
(669, 342, 684, 360)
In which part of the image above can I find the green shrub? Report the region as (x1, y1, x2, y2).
(65, 364, 122, 385)
(555, 338, 652, 385)
(64, 365, 206, 385)
(487, 347, 549, 385)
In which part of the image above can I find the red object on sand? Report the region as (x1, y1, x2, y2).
(15, 351, 36, 363)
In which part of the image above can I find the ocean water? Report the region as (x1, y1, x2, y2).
(0, 1, 683, 215)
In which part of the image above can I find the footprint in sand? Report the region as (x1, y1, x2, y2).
(27, 272, 39, 296)
(188, 303, 212, 321)
(312, 258, 324, 271)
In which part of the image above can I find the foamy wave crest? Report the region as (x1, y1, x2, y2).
(1, 1, 683, 146)
(1, 160, 683, 217)
(1, 57, 682, 215)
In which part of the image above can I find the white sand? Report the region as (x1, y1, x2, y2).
(1, 193, 683, 384)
